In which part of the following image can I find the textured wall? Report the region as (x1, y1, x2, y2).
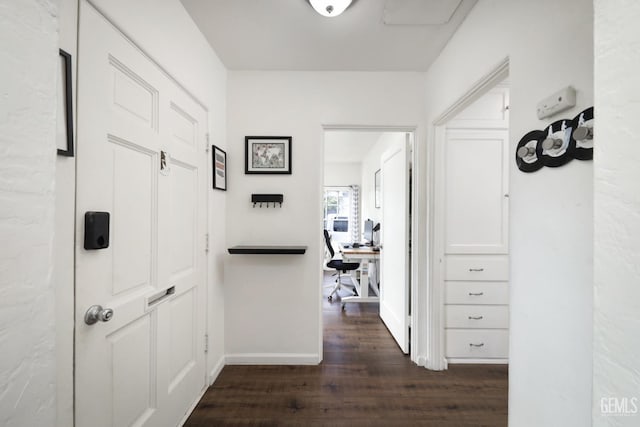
(593, 1, 640, 425)
(0, 0, 59, 425)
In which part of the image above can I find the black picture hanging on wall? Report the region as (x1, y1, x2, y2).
(212, 145, 227, 191)
(245, 136, 292, 174)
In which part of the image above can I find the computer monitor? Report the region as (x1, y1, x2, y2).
(332, 217, 348, 232)
(364, 219, 374, 245)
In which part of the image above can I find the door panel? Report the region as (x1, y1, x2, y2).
(169, 161, 197, 276)
(379, 136, 410, 354)
(109, 315, 154, 427)
(168, 290, 197, 391)
(76, 3, 207, 426)
(444, 129, 509, 254)
(169, 102, 197, 147)
(111, 139, 154, 295)
(110, 59, 157, 127)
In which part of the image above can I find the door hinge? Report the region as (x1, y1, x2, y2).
(204, 333, 209, 354)
(205, 233, 209, 253)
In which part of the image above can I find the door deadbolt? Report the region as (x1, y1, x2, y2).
(84, 305, 114, 325)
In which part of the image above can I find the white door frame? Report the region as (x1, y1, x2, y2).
(320, 125, 419, 363)
(425, 57, 510, 370)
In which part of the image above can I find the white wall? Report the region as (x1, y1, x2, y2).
(324, 162, 361, 187)
(81, 0, 228, 381)
(0, 1, 59, 426)
(361, 132, 405, 225)
(226, 71, 425, 362)
(421, 0, 593, 425)
(593, 1, 640, 425)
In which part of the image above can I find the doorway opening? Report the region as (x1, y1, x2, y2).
(427, 59, 510, 370)
(321, 128, 414, 357)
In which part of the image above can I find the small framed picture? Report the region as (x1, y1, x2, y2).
(374, 169, 381, 208)
(57, 49, 74, 156)
(245, 136, 292, 174)
(212, 145, 227, 191)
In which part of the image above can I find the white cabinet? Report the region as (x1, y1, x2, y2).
(441, 87, 510, 364)
(445, 305, 509, 329)
(445, 255, 509, 281)
(444, 129, 509, 254)
(445, 281, 509, 305)
(446, 330, 509, 359)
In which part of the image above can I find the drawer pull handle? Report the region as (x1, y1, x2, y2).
(469, 343, 485, 348)
(469, 268, 484, 272)
(468, 316, 484, 320)
(468, 292, 484, 296)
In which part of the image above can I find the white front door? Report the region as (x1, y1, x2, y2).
(75, 3, 208, 426)
(379, 136, 410, 354)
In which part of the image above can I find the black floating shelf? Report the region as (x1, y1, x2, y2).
(228, 245, 307, 255)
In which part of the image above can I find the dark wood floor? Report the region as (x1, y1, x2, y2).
(184, 273, 508, 426)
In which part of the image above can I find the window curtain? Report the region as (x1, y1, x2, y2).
(350, 185, 360, 242)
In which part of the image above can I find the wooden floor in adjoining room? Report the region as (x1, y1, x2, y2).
(184, 272, 508, 426)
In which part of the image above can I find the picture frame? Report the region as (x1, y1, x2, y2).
(374, 169, 381, 208)
(245, 136, 292, 174)
(212, 145, 227, 191)
(57, 49, 74, 157)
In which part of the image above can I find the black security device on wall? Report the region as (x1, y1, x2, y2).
(84, 211, 110, 250)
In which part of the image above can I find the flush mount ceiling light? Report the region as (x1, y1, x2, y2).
(308, 0, 353, 17)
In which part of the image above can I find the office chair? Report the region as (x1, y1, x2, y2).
(323, 230, 360, 301)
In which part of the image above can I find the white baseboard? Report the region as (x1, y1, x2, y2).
(208, 355, 226, 386)
(447, 358, 509, 364)
(225, 353, 321, 365)
(415, 354, 427, 367)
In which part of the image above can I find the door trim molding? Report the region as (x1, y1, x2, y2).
(425, 57, 510, 370)
(433, 57, 509, 126)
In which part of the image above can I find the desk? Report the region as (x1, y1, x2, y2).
(339, 244, 380, 307)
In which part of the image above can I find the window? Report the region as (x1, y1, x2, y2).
(323, 186, 359, 243)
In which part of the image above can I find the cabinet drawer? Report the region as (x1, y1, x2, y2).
(445, 305, 509, 329)
(446, 329, 509, 359)
(445, 281, 509, 305)
(445, 255, 508, 281)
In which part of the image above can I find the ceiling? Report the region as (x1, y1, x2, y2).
(181, 0, 478, 71)
(324, 131, 384, 163)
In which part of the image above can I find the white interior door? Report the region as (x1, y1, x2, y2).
(75, 3, 207, 427)
(379, 136, 410, 354)
(444, 129, 509, 254)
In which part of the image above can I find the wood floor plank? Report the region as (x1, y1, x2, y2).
(184, 273, 508, 426)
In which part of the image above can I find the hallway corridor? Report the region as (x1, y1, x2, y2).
(185, 273, 508, 426)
